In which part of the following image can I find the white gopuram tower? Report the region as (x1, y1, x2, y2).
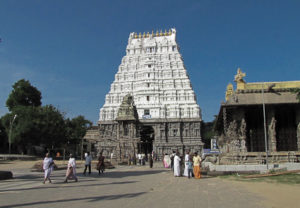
(95, 29, 203, 161)
(100, 28, 201, 121)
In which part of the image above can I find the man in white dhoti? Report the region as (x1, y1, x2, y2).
(173, 152, 181, 177)
(183, 151, 190, 177)
(43, 153, 54, 184)
(64, 154, 78, 183)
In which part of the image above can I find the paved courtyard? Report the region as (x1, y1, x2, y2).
(0, 161, 266, 208)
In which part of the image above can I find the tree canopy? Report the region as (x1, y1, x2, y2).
(6, 79, 42, 111)
(292, 88, 300, 102)
(66, 116, 92, 141)
(1, 79, 92, 155)
(0, 121, 7, 152)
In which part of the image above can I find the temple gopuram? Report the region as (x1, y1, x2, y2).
(85, 29, 203, 161)
(215, 68, 300, 164)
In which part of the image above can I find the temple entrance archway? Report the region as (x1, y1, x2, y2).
(138, 126, 154, 156)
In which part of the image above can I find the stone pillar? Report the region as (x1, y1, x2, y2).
(296, 109, 300, 151)
(239, 118, 247, 153)
(267, 109, 277, 152)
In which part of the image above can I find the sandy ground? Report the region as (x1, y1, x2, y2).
(228, 180, 300, 208)
(1, 160, 300, 208)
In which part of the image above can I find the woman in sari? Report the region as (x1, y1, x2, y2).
(97, 153, 105, 175)
(163, 153, 171, 168)
(43, 153, 54, 184)
(64, 154, 78, 183)
(193, 152, 202, 179)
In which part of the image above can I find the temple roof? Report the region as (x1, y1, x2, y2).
(225, 68, 300, 105)
(215, 68, 300, 131)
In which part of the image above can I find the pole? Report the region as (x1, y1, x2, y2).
(262, 83, 269, 170)
(81, 137, 84, 161)
(9, 114, 17, 155)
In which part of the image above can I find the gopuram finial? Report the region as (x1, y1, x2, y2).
(234, 68, 246, 90)
(164, 29, 167, 36)
(138, 32, 141, 38)
(156, 30, 159, 37)
(225, 83, 234, 101)
(160, 30, 163, 36)
(234, 68, 246, 83)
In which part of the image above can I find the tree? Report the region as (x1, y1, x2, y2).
(37, 105, 67, 149)
(1, 105, 67, 154)
(0, 119, 7, 152)
(65, 115, 92, 155)
(292, 88, 300, 102)
(6, 79, 42, 111)
(2, 79, 92, 155)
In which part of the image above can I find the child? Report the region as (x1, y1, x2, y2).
(187, 155, 193, 179)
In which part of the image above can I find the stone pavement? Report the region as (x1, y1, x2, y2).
(0, 164, 265, 208)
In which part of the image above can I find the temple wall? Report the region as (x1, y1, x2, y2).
(296, 108, 300, 151)
(89, 119, 203, 161)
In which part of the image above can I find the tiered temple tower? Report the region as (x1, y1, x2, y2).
(100, 28, 200, 121)
(89, 29, 203, 161)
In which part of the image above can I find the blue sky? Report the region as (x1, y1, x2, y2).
(0, 0, 300, 124)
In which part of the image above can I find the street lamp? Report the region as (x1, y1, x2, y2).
(9, 114, 17, 155)
(262, 83, 275, 170)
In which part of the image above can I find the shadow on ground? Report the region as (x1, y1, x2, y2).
(0, 192, 147, 208)
(83, 169, 168, 179)
(0, 180, 138, 192)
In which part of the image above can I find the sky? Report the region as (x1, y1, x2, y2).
(0, 0, 300, 124)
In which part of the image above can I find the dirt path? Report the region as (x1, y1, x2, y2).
(1, 160, 300, 208)
(226, 180, 300, 208)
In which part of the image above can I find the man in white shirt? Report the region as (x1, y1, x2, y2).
(138, 153, 142, 165)
(183, 150, 190, 177)
(173, 151, 181, 177)
(83, 152, 92, 175)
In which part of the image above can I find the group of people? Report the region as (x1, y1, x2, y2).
(163, 151, 202, 179)
(137, 153, 154, 168)
(42, 151, 105, 184)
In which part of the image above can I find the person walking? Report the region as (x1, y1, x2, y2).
(83, 152, 92, 175)
(170, 151, 175, 171)
(173, 151, 181, 177)
(97, 152, 105, 175)
(149, 154, 153, 168)
(64, 154, 78, 183)
(183, 150, 190, 177)
(187, 155, 194, 179)
(138, 153, 142, 165)
(163, 153, 171, 168)
(43, 153, 55, 184)
(193, 152, 202, 179)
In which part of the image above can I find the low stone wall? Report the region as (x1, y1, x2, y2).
(218, 151, 300, 164)
(203, 162, 300, 173)
(0, 154, 38, 161)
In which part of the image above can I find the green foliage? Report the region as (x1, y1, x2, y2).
(1, 79, 93, 154)
(291, 88, 300, 102)
(0, 120, 7, 151)
(66, 115, 92, 143)
(35, 105, 67, 148)
(6, 79, 42, 111)
(221, 173, 300, 184)
(1, 105, 67, 151)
